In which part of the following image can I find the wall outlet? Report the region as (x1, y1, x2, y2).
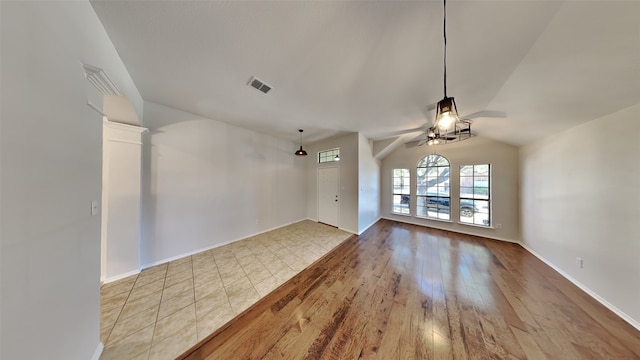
(91, 200, 99, 216)
(495, 223, 502, 229)
(576, 257, 583, 268)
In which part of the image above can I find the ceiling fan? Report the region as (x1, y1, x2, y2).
(404, 107, 507, 147)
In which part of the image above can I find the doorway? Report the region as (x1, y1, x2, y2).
(318, 167, 339, 227)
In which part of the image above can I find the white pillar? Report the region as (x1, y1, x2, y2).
(101, 119, 147, 282)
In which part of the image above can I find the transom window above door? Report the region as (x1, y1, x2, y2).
(318, 148, 340, 163)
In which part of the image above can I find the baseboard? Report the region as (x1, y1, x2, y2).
(520, 243, 640, 331)
(91, 342, 104, 360)
(338, 227, 358, 234)
(381, 216, 519, 244)
(141, 218, 308, 270)
(357, 217, 381, 235)
(103, 269, 141, 284)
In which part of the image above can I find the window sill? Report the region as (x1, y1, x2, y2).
(415, 216, 452, 223)
(457, 221, 492, 229)
(391, 212, 412, 217)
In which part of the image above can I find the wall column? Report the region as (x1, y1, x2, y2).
(101, 119, 147, 282)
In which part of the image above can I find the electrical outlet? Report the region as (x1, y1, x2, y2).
(91, 200, 99, 216)
(496, 223, 502, 229)
(576, 257, 583, 268)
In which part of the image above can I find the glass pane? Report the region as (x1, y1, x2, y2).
(436, 157, 449, 166)
(474, 164, 489, 175)
(392, 195, 410, 215)
(460, 199, 475, 219)
(460, 176, 473, 187)
(474, 187, 489, 199)
(460, 165, 473, 176)
(475, 200, 489, 214)
(474, 176, 489, 186)
(460, 186, 474, 198)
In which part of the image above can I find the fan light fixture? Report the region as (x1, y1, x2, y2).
(294, 129, 308, 156)
(435, 0, 460, 131)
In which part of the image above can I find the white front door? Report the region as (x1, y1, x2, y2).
(318, 167, 339, 227)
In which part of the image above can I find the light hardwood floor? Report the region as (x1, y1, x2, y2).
(179, 219, 640, 359)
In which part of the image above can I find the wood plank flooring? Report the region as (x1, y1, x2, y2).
(178, 219, 640, 359)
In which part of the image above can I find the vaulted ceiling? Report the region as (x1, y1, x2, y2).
(91, 1, 640, 146)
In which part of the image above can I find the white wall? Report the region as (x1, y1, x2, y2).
(520, 103, 640, 328)
(0, 1, 142, 359)
(357, 133, 380, 233)
(381, 136, 520, 242)
(306, 133, 360, 234)
(141, 102, 307, 266)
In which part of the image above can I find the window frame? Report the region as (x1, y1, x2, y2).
(459, 164, 491, 227)
(416, 154, 451, 221)
(391, 168, 411, 216)
(318, 148, 340, 163)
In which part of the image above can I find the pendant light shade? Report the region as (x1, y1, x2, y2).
(294, 129, 308, 156)
(436, 96, 459, 130)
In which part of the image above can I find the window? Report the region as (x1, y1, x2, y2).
(460, 164, 490, 226)
(318, 148, 340, 163)
(392, 169, 410, 215)
(416, 154, 450, 220)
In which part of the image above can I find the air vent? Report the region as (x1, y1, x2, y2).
(248, 76, 272, 94)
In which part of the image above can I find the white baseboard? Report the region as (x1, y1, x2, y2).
(520, 243, 640, 331)
(140, 218, 308, 270)
(357, 217, 381, 235)
(338, 227, 358, 234)
(91, 342, 104, 360)
(103, 269, 140, 284)
(381, 216, 519, 244)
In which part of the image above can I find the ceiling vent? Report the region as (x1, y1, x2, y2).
(248, 76, 272, 94)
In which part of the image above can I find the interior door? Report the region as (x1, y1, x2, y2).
(318, 167, 339, 227)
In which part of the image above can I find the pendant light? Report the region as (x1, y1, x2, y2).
(435, 0, 460, 131)
(294, 129, 308, 156)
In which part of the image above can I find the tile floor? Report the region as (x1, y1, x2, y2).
(100, 220, 352, 360)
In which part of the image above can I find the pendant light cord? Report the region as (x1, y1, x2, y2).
(443, 0, 447, 98)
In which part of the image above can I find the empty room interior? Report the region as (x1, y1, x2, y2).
(1, 1, 639, 359)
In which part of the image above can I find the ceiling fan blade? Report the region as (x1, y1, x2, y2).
(406, 133, 427, 143)
(417, 140, 427, 146)
(405, 140, 422, 148)
(462, 110, 507, 120)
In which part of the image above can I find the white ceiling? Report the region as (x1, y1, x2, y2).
(90, 0, 640, 146)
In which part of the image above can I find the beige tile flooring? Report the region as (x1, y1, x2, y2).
(100, 220, 352, 360)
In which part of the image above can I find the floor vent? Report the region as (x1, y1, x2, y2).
(248, 76, 272, 94)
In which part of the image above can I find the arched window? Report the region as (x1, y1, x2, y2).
(416, 154, 450, 220)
